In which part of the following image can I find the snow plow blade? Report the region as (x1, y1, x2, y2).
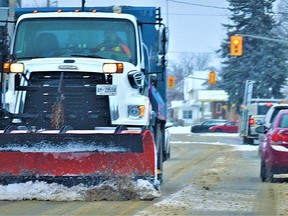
(0, 129, 157, 187)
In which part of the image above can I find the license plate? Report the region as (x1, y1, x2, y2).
(96, 85, 117, 96)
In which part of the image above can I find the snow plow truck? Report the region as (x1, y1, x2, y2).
(0, 5, 169, 189)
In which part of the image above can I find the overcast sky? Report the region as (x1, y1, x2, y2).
(21, 0, 280, 69)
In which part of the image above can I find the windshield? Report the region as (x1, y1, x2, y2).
(257, 105, 271, 115)
(13, 17, 137, 65)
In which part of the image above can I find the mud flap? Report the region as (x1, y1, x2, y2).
(0, 129, 157, 187)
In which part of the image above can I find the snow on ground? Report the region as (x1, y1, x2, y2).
(168, 126, 258, 152)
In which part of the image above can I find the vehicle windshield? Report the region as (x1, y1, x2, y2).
(257, 105, 271, 115)
(13, 17, 137, 65)
(279, 114, 288, 128)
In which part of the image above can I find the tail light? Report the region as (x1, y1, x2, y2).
(271, 129, 288, 144)
(249, 118, 255, 126)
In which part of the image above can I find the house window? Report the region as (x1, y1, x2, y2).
(216, 103, 222, 113)
(183, 110, 192, 119)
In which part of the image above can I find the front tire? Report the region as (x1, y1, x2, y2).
(155, 123, 164, 184)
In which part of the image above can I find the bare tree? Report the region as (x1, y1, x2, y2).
(194, 53, 211, 71)
(178, 53, 194, 77)
(167, 53, 211, 105)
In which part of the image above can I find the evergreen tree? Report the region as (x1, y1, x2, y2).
(219, 0, 287, 110)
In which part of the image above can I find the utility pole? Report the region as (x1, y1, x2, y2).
(241, 80, 255, 136)
(82, 0, 85, 11)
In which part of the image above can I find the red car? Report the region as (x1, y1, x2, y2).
(256, 109, 288, 182)
(209, 121, 238, 133)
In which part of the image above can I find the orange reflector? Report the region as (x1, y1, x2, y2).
(249, 118, 255, 125)
(139, 105, 145, 117)
(57, 10, 62, 13)
(33, 10, 38, 13)
(92, 9, 97, 13)
(265, 103, 273, 107)
(116, 63, 124, 73)
(3, 62, 10, 73)
(75, 9, 80, 13)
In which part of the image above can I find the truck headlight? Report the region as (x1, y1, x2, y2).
(3, 62, 24, 73)
(128, 71, 144, 89)
(128, 105, 145, 119)
(102, 63, 123, 74)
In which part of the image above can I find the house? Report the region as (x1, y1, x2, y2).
(169, 71, 229, 126)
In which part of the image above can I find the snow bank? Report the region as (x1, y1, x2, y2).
(0, 179, 161, 201)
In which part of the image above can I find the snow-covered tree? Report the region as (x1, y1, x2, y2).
(219, 0, 287, 110)
(275, 0, 288, 38)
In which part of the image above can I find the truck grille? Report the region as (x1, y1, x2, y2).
(21, 71, 112, 129)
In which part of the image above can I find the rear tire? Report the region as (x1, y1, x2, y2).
(261, 159, 273, 182)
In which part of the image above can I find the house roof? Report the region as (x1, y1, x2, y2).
(197, 90, 228, 102)
(170, 100, 200, 108)
(185, 71, 210, 91)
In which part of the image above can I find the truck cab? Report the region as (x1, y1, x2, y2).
(4, 7, 168, 129)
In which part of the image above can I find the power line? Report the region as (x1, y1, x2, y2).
(168, 51, 218, 55)
(165, 13, 228, 17)
(167, 0, 228, 10)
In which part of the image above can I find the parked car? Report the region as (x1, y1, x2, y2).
(191, 119, 227, 133)
(209, 121, 238, 133)
(256, 109, 288, 182)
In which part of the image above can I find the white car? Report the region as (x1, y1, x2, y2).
(257, 104, 288, 144)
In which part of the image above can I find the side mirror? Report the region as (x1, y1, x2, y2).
(255, 125, 267, 134)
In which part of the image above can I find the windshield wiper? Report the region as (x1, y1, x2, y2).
(17, 56, 45, 60)
(70, 54, 105, 59)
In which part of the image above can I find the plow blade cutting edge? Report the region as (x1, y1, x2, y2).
(0, 129, 157, 187)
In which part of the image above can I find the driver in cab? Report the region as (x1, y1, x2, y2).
(92, 30, 131, 57)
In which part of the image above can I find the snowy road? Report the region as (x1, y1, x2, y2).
(0, 128, 287, 215)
